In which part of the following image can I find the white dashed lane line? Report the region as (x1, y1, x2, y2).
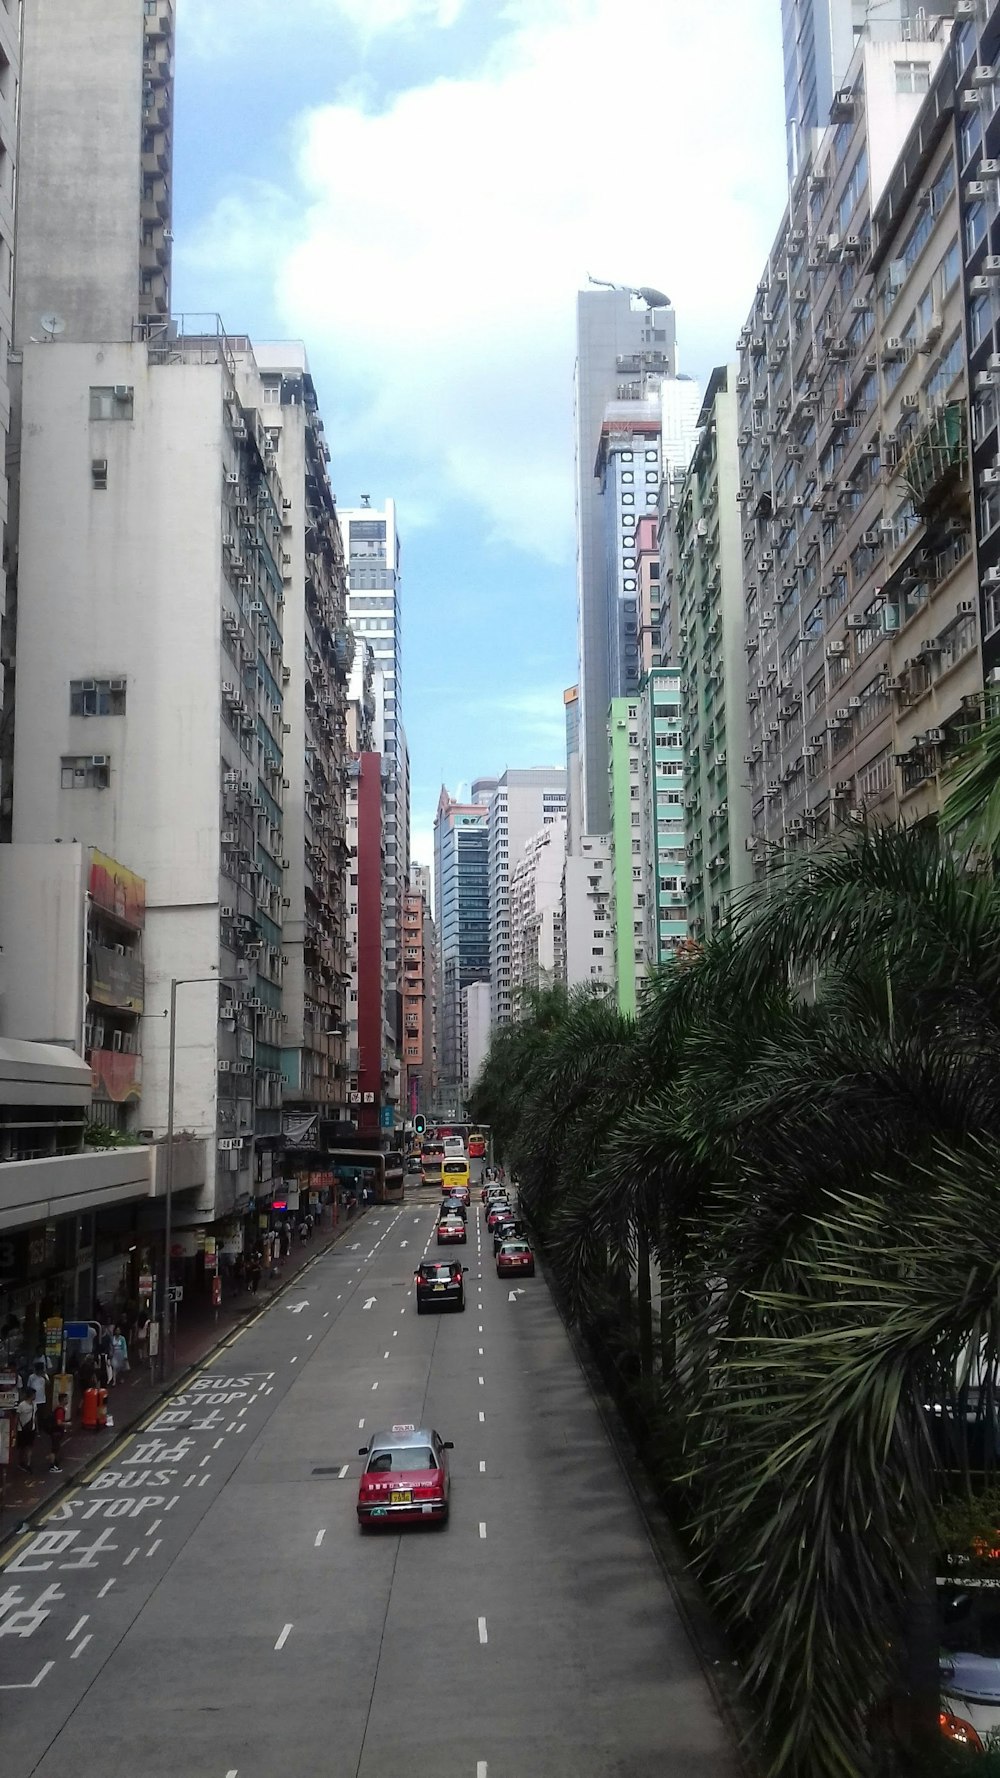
(274, 1623, 293, 1651)
(315, 1529, 326, 1547)
(478, 1616, 488, 1645)
(479, 1522, 487, 1539)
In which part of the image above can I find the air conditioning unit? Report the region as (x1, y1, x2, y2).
(221, 680, 236, 697)
(901, 394, 920, 411)
(826, 640, 846, 656)
(846, 615, 867, 630)
(984, 255, 1000, 275)
(834, 780, 854, 796)
(848, 696, 862, 710)
(221, 830, 238, 846)
(786, 818, 804, 835)
(981, 160, 1000, 179)
(926, 727, 946, 744)
(835, 706, 852, 721)
(972, 63, 997, 86)
(218, 1059, 231, 1072)
(803, 744, 819, 758)
(714, 752, 727, 767)
(882, 338, 907, 362)
(220, 904, 234, 918)
(984, 565, 1000, 585)
(967, 180, 990, 199)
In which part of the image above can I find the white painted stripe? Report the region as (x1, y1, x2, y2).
(201, 1454, 211, 1466)
(479, 1522, 487, 1539)
(371, 1380, 379, 1391)
(146, 1539, 162, 1558)
(478, 1616, 488, 1644)
(306, 1333, 313, 1341)
(214, 1437, 224, 1449)
(314, 1529, 325, 1547)
(478, 1763, 488, 1778)
(237, 1405, 248, 1416)
(290, 1356, 298, 1364)
(478, 1347, 484, 1355)
(236, 1423, 246, 1434)
(392, 1330, 398, 1337)
(97, 1578, 115, 1599)
(145, 1519, 161, 1536)
(184, 1474, 196, 1488)
(124, 1547, 140, 1565)
(479, 1411, 485, 1423)
(70, 1634, 92, 1660)
(479, 1460, 486, 1473)
(166, 1495, 179, 1511)
(275, 1623, 293, 1651)
(226, 1770, 239, 1777)
(478, 1376, 485, 1386)
(67, 1615, 88, 1641)
(338, 1464, 349, 1479)
(323, 1310, 330, 1318)
(199, 1474, 210, 1487)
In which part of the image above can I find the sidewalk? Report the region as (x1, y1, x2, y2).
(0, 1206, 369, 1548)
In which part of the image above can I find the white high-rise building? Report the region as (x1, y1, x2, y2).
(10, 326, 297, 1219)
(780, 0, 937, 179)
(488, 768, 567, 1026)
(460, 980, 491, 1102)
(509, 819, 566, 1002)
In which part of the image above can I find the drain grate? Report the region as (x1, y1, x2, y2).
(312, 1466, 351, 1476)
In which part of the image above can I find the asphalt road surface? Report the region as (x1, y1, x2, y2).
(0, 1181, 738, 1777)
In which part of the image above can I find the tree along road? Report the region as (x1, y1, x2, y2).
(0, 1194, 738, 1777)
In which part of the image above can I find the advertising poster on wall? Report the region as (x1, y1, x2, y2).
(88, 849, 146, 928)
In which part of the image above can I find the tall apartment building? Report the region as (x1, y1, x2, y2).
(639, 667, 689, 964)
(407, 863, 436, 1114)
(738, 28, 978, 859)
(607, 699, 647, 1017)
(488, 768, 567, 1025)
(509, 818, 566, 1003)
(15, 0, 174, 346)
(434, 784, 493, 1112)
(780, 0, 936, 179)
(595, 403, 663, 701)
(675, 369, 751, 937)
(957, 5, 1000, 696)
(253, 345, 352, 1125)
(348, 751, 386, 1135)
(11, 325, 295, 1217)
(341, 499, 407, 1104)
(401, 883, 426, 1117)
(460, 980, 492, 1102)
(562, 833, 614, 994)
(576, 287, 677, 832)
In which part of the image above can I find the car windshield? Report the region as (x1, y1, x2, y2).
(418, 1264, 458, 1279)
(367, 1447, 437, 1472)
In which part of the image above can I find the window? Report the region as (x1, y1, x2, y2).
(895, 61, 930, 94)
(89, 385, 134, 420)
(967, 201, 987, 259)
(70, 678, 126, 716)
(61, 755, 110, 789)
(91, 458, 108, 491)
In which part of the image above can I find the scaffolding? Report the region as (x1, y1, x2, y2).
(898, 399, 968, 514)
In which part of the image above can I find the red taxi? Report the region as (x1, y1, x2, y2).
(357, 1424, 453, 1530)
(486, 1201, 513, 1234)
(437, 1212, 467, 1245)
(497, 1237, 535, 1278)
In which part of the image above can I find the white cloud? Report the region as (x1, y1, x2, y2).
(183, 0, 786, 563)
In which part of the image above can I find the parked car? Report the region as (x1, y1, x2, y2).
(497, 1238, 535, 1278)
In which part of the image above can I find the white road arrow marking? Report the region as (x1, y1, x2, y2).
(349, 1243, 361, 1250)
(287, 1301, 309, 1314)
(363, 1296, 377, 1310)
(507, 1289, 525, 1301)
(400, 1240, 409, 1247)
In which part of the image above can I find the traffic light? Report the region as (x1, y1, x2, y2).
(414, 1114, 426, 1136)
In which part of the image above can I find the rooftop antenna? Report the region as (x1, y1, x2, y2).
(38, 312, 66, 341)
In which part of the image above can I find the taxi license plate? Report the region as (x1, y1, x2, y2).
(391, 1490, 411, 1505)
(433, 1283, 445, 1291)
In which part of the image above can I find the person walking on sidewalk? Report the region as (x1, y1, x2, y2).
(15, 1388, 36, 1473)
(111, 1325, 129, 1384)
(248, 1252, 262, 1295)
(47, 1391, 68, 1472)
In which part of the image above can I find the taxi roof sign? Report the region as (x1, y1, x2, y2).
(391, 1423, 416, 1433)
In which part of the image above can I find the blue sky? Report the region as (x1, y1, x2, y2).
(175, 0, 787, 865)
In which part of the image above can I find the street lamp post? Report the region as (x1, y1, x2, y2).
(160, 972, 234, 1380)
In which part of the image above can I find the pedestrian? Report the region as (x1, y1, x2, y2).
(279, 1228, 289, 1261)
(15, 1388, 36, 1473)
(45, 1392, 68, 1473)
(28, 1360, 48, 1415)
(232, 1251, 245, 1292)
(135, 1312, 150, 1363)
(111, 1325, 129, 1384)
(297, 1218, 308, 1246)
(248, 1254, 262, 1295)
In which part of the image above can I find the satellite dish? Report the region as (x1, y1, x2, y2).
(39, 313, 66, 338)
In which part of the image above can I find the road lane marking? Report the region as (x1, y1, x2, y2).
(124, 1547, 140, 1565)
(97, 1579, 115, 1598)
(478, 1616, 488, 1644)
(145, 1519, 162, 1536)
(383, 1350, 390, 1359)
(0, 1660, 54, 1691)
(290, 1356, 298, 1364)
(479, 1522, 487, 1539)
(70, 1634, 92, 1660)
(359, 1418, 365, 1429)
(478, 1347, 484, 1355)
(184, 1475, 196, 1488)
(478, 1377, 485, 1386)
(275, 1623, 293, 1651)
(226, 1770, 238, 1777)
(315, 1529, 326, 1547)
(201, 1454, 211, 1466)
(338, 1464, 349, 1479)
(147, 1539, 162, 1558)
(392, 1330, 398, 1337)
(480, 1461, 486, 1472)
(306, 1334, 314, 1341)
(479, 1411, 485, 1422)
(371, 1381, 379, 1390)
(236, 1423, 247, 1434)
(323, 1311, 329, 1317)
(199, 1474, 211, 1487)
(478, 1764, 488, 1777)
(214, 1437, 224, 1449)
(67, 1615, 89, 1641)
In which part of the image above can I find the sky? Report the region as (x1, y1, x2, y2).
(175, 0, 788, 867)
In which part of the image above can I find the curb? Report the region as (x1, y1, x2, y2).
(534, 1246, 758, 1778)
(0, 1209, 370, 1559)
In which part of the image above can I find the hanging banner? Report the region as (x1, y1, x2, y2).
(88, 850, 146, 927)
(283, 1112, 319, 1147)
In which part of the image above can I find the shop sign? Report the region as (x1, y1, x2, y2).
(0, 1370, 18, 1409)
(44, 1317, 63, 1362)
(283, 1112, 318, 1147)
(202, 1237, 217, 1274)
(138, 1273, 154, 1295)
(258, 1213, 270, 1230)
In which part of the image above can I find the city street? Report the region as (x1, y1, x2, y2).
(0, 1186, 737, 1778)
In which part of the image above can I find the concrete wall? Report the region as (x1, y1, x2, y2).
(0, 1144, 153, 1232)
(0, 842, 86, 1046)
(16, 0, 145, 345)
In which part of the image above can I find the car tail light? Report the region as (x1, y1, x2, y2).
(940, 1711, 983, 1753)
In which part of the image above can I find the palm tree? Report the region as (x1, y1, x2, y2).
(941, 706, 1000, 854)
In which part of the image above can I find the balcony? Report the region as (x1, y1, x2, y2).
(897, 400, 969, 517)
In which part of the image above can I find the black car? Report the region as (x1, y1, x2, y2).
(415, 1260, 467, 1312)
(439, 1197, 468, 1221)
(492, 1217, 524, 1253)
